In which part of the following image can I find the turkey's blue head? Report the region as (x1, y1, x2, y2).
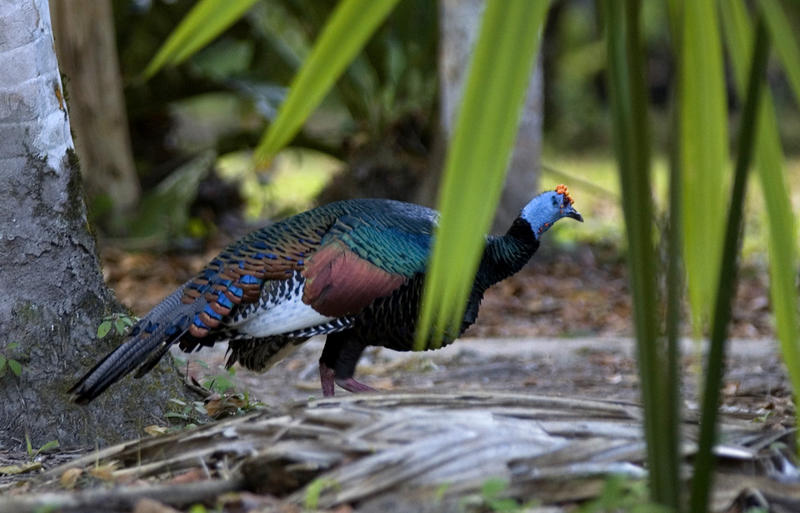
(520, 184, 583, 239)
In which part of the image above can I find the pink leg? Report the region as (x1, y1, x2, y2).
(335, 377, 375, 393)
(319, 362, 336, 397)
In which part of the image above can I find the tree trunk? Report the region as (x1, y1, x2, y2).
(438, 0, 543, 232)
(49, 0, 140, 225)
(0, 0, 184, 450)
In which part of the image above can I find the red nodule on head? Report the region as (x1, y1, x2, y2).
(555, 184, 574, 205)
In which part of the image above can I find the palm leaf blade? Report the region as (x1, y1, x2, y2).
(680, 0, 729, 334)
(761, 0, 800, 108)
(689, 16, 770, 512)
(415, 0, 550, 349)
(143, 0, 259, 78)
(722, 0, 800, 450)
(254, 0, 400, 165)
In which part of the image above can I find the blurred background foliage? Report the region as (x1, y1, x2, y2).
(99, 0, 800, 252)
(106, 0, 438, 244)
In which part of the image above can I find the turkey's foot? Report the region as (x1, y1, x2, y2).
(335, 377, 375, 394)
(319, 362, 336, 397)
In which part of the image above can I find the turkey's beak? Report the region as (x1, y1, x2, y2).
(566, 207, 584, 223)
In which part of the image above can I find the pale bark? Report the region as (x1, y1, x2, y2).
(0, 0, 182, 449)
(50, 0, 140, 219)
(438, 0, 543, 231)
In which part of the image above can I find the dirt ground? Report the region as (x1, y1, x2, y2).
(174, 335, 792, 427)
(1, 242, 795, 512)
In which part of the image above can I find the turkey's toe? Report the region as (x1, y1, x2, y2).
(319, 362, 336, 397)
(335, 377, 375, 393)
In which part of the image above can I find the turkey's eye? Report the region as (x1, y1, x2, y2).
(552, 197, 559, 207)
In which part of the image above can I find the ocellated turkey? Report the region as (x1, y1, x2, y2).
(70, 185, 582, 403)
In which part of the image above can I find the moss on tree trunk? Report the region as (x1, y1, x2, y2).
(0, 153, 185, 449)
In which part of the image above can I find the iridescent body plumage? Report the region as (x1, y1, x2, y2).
(70, 188, 582, 403)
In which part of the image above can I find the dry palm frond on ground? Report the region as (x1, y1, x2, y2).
(1, 392, 797, 513)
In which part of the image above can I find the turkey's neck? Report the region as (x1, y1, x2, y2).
(476, 217, 540, 291)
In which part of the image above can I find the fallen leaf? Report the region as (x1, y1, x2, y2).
(723, 381, 740, 397)
(295, 380, 321, 391)
(205, 395, 246, 418)
(60, 468, 83, 489)
(133, 497, 181, 513)
(286, 359, 304, 371)
(8, 481, 31, 495)
(218, 492, 298, 512)
(167, 467, 206, 484)
(367, 377, 395, 390)
(89, 462, 118, 481)
(0, 462, 41, 475)
(144, 425, 169, 437)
